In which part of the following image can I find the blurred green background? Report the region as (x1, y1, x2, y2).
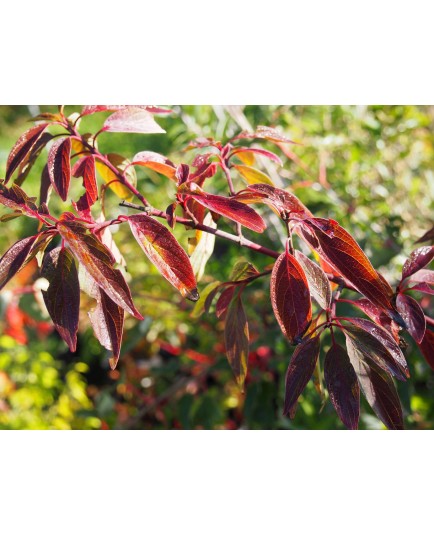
(0, 105, 433, 430)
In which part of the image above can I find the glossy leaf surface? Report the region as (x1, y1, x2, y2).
(47, 137, 71, 201)
(270, 250, 312, 343)
(131, 151, 176, 180)
(396, 293, 426, 344)
(72, 155, 98, 213)
(294, 250, 332, 310)
(401, 246, 434, 280)
(103, 107, 165, 134)
(0, 235, 38, 290)
(5, 123, 48, 183)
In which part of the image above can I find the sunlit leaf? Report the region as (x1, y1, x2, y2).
(232, 165, 274, 186)
(324, 343, 360, 430)
(409, 269, 434, 285)
(81, 105, 171, 116)
(396, 293, 426, 344)
(103, 107, 166, 134)
(0, 181, 38, 217)
(244, 184, 311, 219)
(14, 132, 53, 187)
(72, 155, 98, 215)
(294, 250, 332, 310)
(131, 151, 176, 180)
(5, 123, 48, 183)
(230, 147, 282, 166)
(95, 153, 136, 200)
(402, 246, 434, 281)
(47, 137, 71, 201)
(234, 125, 295, 144)
(283, 334, 321, 417)
(224, 292, 249, 390)
(270, 250, 312, 344)
(127, 214, 199, 301)
(216, 286, 235, 319)
(57, 219, 142, 319)
(189, 212, 216, 281)
(41, 247, 80, 352)
(190, 281, 221, 319)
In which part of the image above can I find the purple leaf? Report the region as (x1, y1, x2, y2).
(294, 250, 332, 310)
(0, 235, 38, 290)
(5, 123, 48, 183)
(402, 246, 434, 280)
(224, 292, 249, 390)
(47, 137, 72, 201)
(396, 293, 426, 344)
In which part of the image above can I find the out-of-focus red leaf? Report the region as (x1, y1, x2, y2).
(0, 181, 38, 217)
(396, 293, 426, 344)
(233, 125, 295, 144)
(216, 286, 236, 319)
(224, 292, 249, 390)
(270, 250, 312, 344)
(407, 282, 434, 295)
(417, 329, 434, 369)
(41, 247, 80, 352)
(185, 186, 266, 233)
(127, 214, 199, 301)
(81, 105, 171, 116)
(89, 288, 124, 369)
(244, 184, 312, 219)
(230, 147, 282, 166)
(184, 348, 215, 365)
(304, 218, 402, 324)
(324, 343, 360, 430)
(103, 107, 166, 134)
(47, 137, 71, 201)
(409, 269, 434, 285)
(4, 302, 27, 344)
(57, 219, 142, 319)
(131, 151, 176, 180)
(294, 250, 331, 310)
(401, 246, 434, 280)
(343, 319, 409, 381)
(0, 235, 38, 290)
(415, 226, 434, 244)
(346, 344, 404, 430)
(283, 335, 320, 417)
(5, 123, 48, 183)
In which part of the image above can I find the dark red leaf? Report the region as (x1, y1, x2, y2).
(57, 219, 142, 319)
(72, 155, 98, 215)
(270, 250, 312, 344)
(0, 181, 38, 217)
(186, 188, 266, 233)
(415, 226, 434, 244)
(224, 292, 249, 390)
(346, 345, 404, 430)
(230, 147, 282, 166)
(41, 247, 80, 352)
(283, 335, 321, 417)
(324, 343, 360, 430)
(127, 214, 199, 301)
(396, 293, 426, 344)
(216, 285, 235, 319)
(89, 288, 124, 370)
(244, 184, 312, 219)
(407, 282, 434, 295)
(103, 107, 165, 134)
(402, 246, 434, 280)
(345, 298, 401, 343)
(343, 318, 409, 381)
(14, 132, 53, 187)
(294, 250, 332, 310)
(47, 137, 71, 201)
(5, 123, 48, 183)
(304, 218, 402, 324)
(417, 329, 434, 369)
(40, 164, 52, 207)
(0, 235, 38, 290)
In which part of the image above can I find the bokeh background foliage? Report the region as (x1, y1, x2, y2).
(0, 105, 433, 430)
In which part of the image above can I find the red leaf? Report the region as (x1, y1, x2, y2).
(346, 345, 404, 430)
(396, 293, 426, 344)
(216, 286, 235, 319)
(89, 288, 124, 369)
(402, 246, 434, 280)
(304, 218, 401, 323)
(81, 105, 171, 116)
(343, 318, 409, 381)
(103, 107, 166, 134)
(294, 250, 332, 310)
(14, 132, 53, 187)
(283, 335, 321, 417)
(244, 184, 312, 219)
(224, 292, 249, 390)
(0, 181, 38, 217)
(131, 151, 176, 180)
(0, 235, 38, 290)
(324, 343, 360, 430)
(345, 298, 401, 343)
(417, 329, 434, 369)
(72, 155, 98, 214)
(5, 123, 48, 183)
(409, 269, 434, 285)
(47, 137, 71, 201)
(127, 214, 199, 301)
(230, 147, 282, 166)
(270, 249, 312, 344)
(186, 188, 266, 233)
(415, 226, 434, 244)
(407, 282, 434, 295)
(41, 247, 80, 352)
(57, 219, 142, 319)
